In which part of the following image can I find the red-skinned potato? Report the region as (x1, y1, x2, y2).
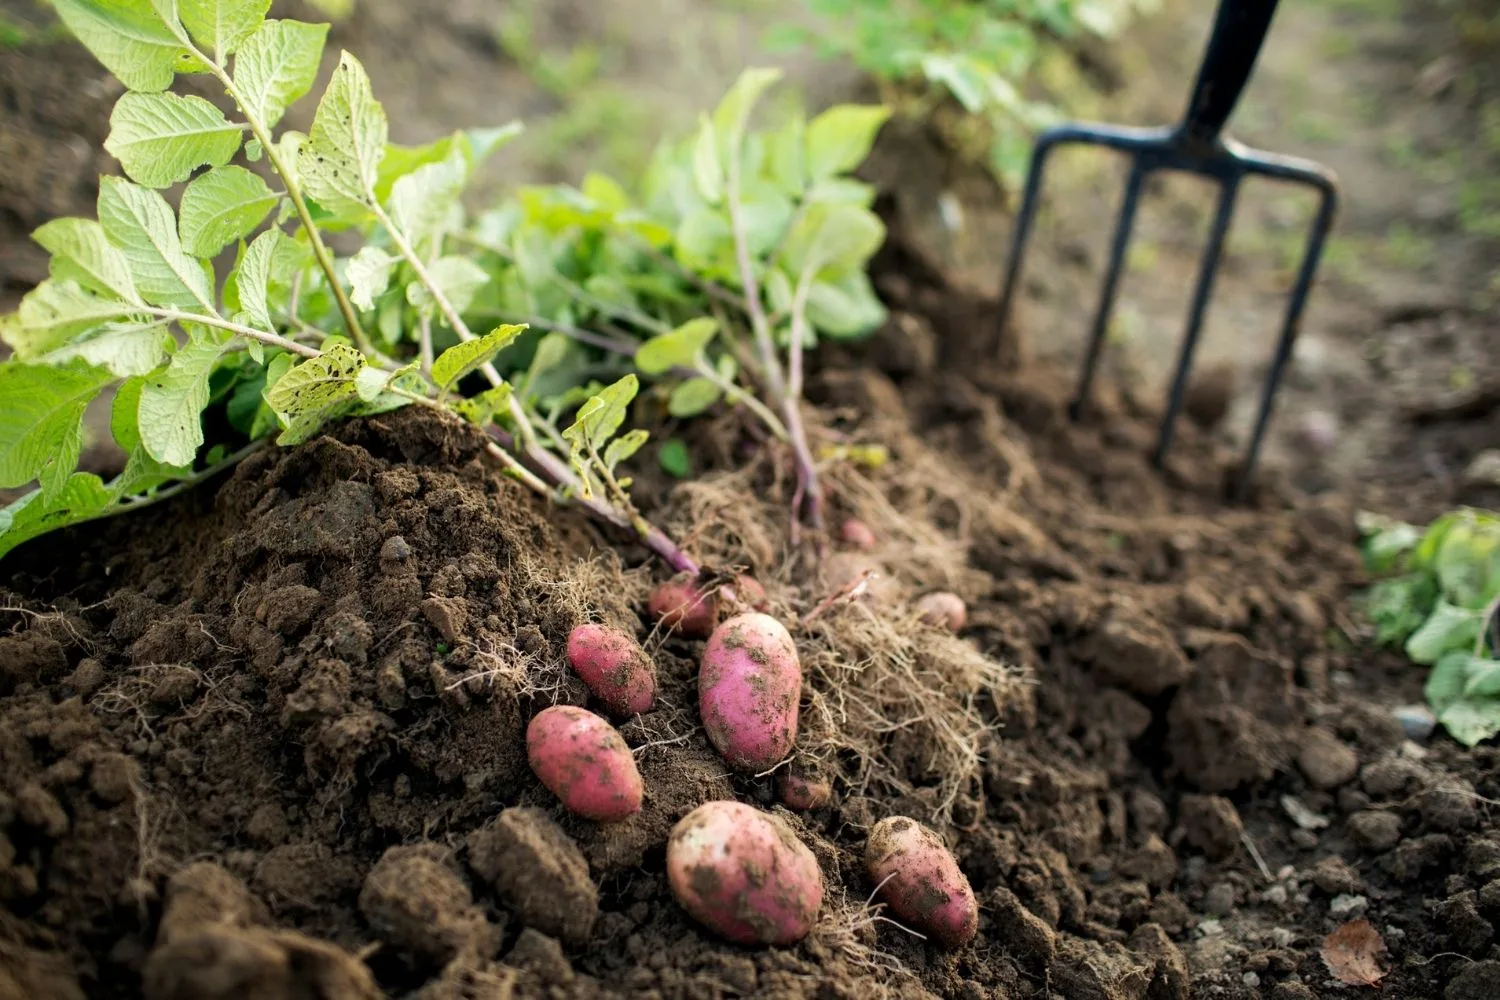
(565, 623, 656, 717)
(526, 706, 643, 823)
(776, 769, 831, 811)
(839, 518, 877, 551)
(667, 801, 822, 945)
(699, 613, 801, 773)
(728, 574, 769, 612)
(916, 592, 967, 632)
(824, 552, 900, 605)
(649, 574, 718, 638)
(865, 816, 977, 949)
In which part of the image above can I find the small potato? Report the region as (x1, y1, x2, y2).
(865, 816, 977, 949)
(700, 613, 801, 773)
(649, 575, 718, 638)
(839, 518, 878, 551)
(824, 552, 900, 605)
(727, 574, 769, 612)
(565, 623, 656, 717)
(667, 801, 822, 945)
(526, 706, 643, 823)
(916, 592, 967, 632)
(776, 769, 831, 812)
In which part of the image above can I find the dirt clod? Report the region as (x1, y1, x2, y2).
(466, 808, 598, 945)
(1349, 810, 1403, 853)
(358, 846, 496, 965)
(1297, 729, 1360, 789)
(1175, 795, 1243, 861)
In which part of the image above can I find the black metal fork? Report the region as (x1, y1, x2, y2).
(996, 0, 1340, 490)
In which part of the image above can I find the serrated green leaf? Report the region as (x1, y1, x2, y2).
(347, 245, 395, 311)
(1406, 600, 1485, 665)
(98, 177, 215, 311)
(604, 428, 648, 471)
(431, 324, 524, 391)
(805, 104, 891, 181)
(1438, 697, 1500, 747)
(658, 438, 691, 479)
(180, 0, 269, 58)
(178, 165, 277, 257)
(233, 19, 328, 129)
(389, 147, 468, 250)
(806, 269, 888, 339)
(8, 280, 142, 355)
(452, 383, 513, 427)
(36, 322, 173, 377)
(635, 317, 717, 375)
(564, 374, 638, 453)
(667, 377, 722, 418)
(692, 115, 723, 206)
(408, 256, 488, 317)
(33, 218, 140, 305)
(105, 91, 242, 189)
(264, 343, 365, 444)
(0, 361, 115, 494)
(53, 0, 203, 93)
(0, 474, 114, 562)
(138, 337, 226, 465)
(298, 51, 387, 218)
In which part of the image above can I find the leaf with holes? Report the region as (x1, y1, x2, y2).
(298, 52, 388, 219)
(264, 343, 367, 445)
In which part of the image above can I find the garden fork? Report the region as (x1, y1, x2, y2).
(996, 0, 1340, 491)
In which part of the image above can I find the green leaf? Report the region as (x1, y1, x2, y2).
(804, 104, 891, 181)
(36, 322, 173, 377)
(98, 177, 215, 311)
(766, 111, 806, 196)
(604, 428, 648, 471)
(781, 202, 886, 280)
(1438, 697, 1500, 747)
(53, 0, 204, 93)
(431, 325, 525, 392)
(233, 19, 328, 130)
(525, 332, 571, 387)
(408, 257, 489, 317)
(112, 376, 147, 453)
(658, 438, 691, 479)
(178, 165, 277, 257)
(180, 0, 269, 58)
(8, 280, 142, 355)
(711, 66, 782, 151)
(635, 317, 718, 376)
(564, 374, 638, 453)
(1365, 573, 1438, 645)
(1361, 516, 1423, 573)
(805, 269, 888, 339)
(692, 115, 723, 206)
(138, 337, 226, 465)
(389, 147, 468, 250)
(105, 91, 242, 189)
(452, 383, 513, 427)
(0, 361, 114, 494)
(0, 474, 114, 562)
(233, 227, 292, 329)
(1435, 516, 1500, 609)
(346, 245, 395, 311)
(1406, 600, 1486, 665)
(264, 343, 366, 445)
(667, 377, 722, 418)
(298, 51, 388, 218)
(1427, 651, 1475, 713)
(33, 218, 140, 305)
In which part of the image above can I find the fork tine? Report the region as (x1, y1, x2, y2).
(1071, 158, 1148, 419)
(1153, 176, 1242, 466)
(995, 134, 1062, 338)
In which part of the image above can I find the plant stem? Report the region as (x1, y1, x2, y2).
(783, 267, 825, 532)
(417, 314, 434, 376)
(502, 313, 645, 358)
(103, 439, 269, 518)
(724, 138, 787, 400)
(699, 359, 789, 439)
(145, 308, 321, 358)
(180, 33, 371, 353)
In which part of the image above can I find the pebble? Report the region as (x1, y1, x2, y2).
(1297, 729, 1360, 789)
(1242, 972, 1261, 988)
(1260, 885, 1289, 906)
(1392, 704, 1436, 743)
(1268, 927, 1295, 947)
(1349, 810, 1402, 852)
(1461, 450, 1500, 490)
(1329, 894, 1368, 919)
(1204, 882, 1237, 917)
(1290, 830, 1320, 850)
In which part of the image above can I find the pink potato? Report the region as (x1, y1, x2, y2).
(916, 592, 967, 632)
(566, 623, 656, 718)
(727, 574, 769, 612)
(776, 769, 832, 812)
(649, 574, 719, 638)
(865, 816, 978, 949)
(666, 801, 823, 945)
(839, 518, 878, 551)
(699, 613, 801, 773)
(526, 706, 643, 823)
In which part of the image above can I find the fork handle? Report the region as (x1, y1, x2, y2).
(1177, 0, 1281, 145)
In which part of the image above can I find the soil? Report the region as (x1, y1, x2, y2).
(3, 0, 1500, 998)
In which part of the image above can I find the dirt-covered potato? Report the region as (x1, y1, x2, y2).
(525, 706, 643, 823)
(776, 769, 831, 811)
(648, 574, 718, 637)
(565, 623, 656, 717)
(916, 592, 967, 632)
(699, 613, 801, 773)
(864, 816, 977, 949)
(666, 801, 823, 946)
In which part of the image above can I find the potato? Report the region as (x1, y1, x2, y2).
(649, 574, 718, 638)
(728, 574, 769, 612)
(666, 801, 823, 945)
(824, 552, 900, 605)
(916, 592, 967, 632)
(839, 517, 877, 551)
(776, 769, 831, 812)
(526, 706, 643, 823)
(864, 816, 977, 949)
(699, 613, 801, 773)
(565, 623, 656, 718)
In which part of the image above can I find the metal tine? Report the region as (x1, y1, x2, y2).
(1071, 159, 1147, 420)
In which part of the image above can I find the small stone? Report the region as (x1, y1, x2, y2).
(1130, 789, 1169, 836)
(1290, 829, 1320, 850)
(1203, 882, 1237, 917)
(1329, 894, 1368, 919)
(1312, 856, 1361, 895)
(1337, 786, 1372, 814)
(379, 535, 412, 566)
(1297, 729, 1360, 789)
(1360, 757, 1426, 798)
(1460, 450, 1500, 490)
(1267, 927, 1295, 948)
(1349, 810, 1402, 852)
(1260, 885, 1289, 906)
(1119, 834, 1179, 889)
(1281, 794, 1329, 830)
(1393, 704, 1437, 743)
(1242, 972, 1261, 988)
